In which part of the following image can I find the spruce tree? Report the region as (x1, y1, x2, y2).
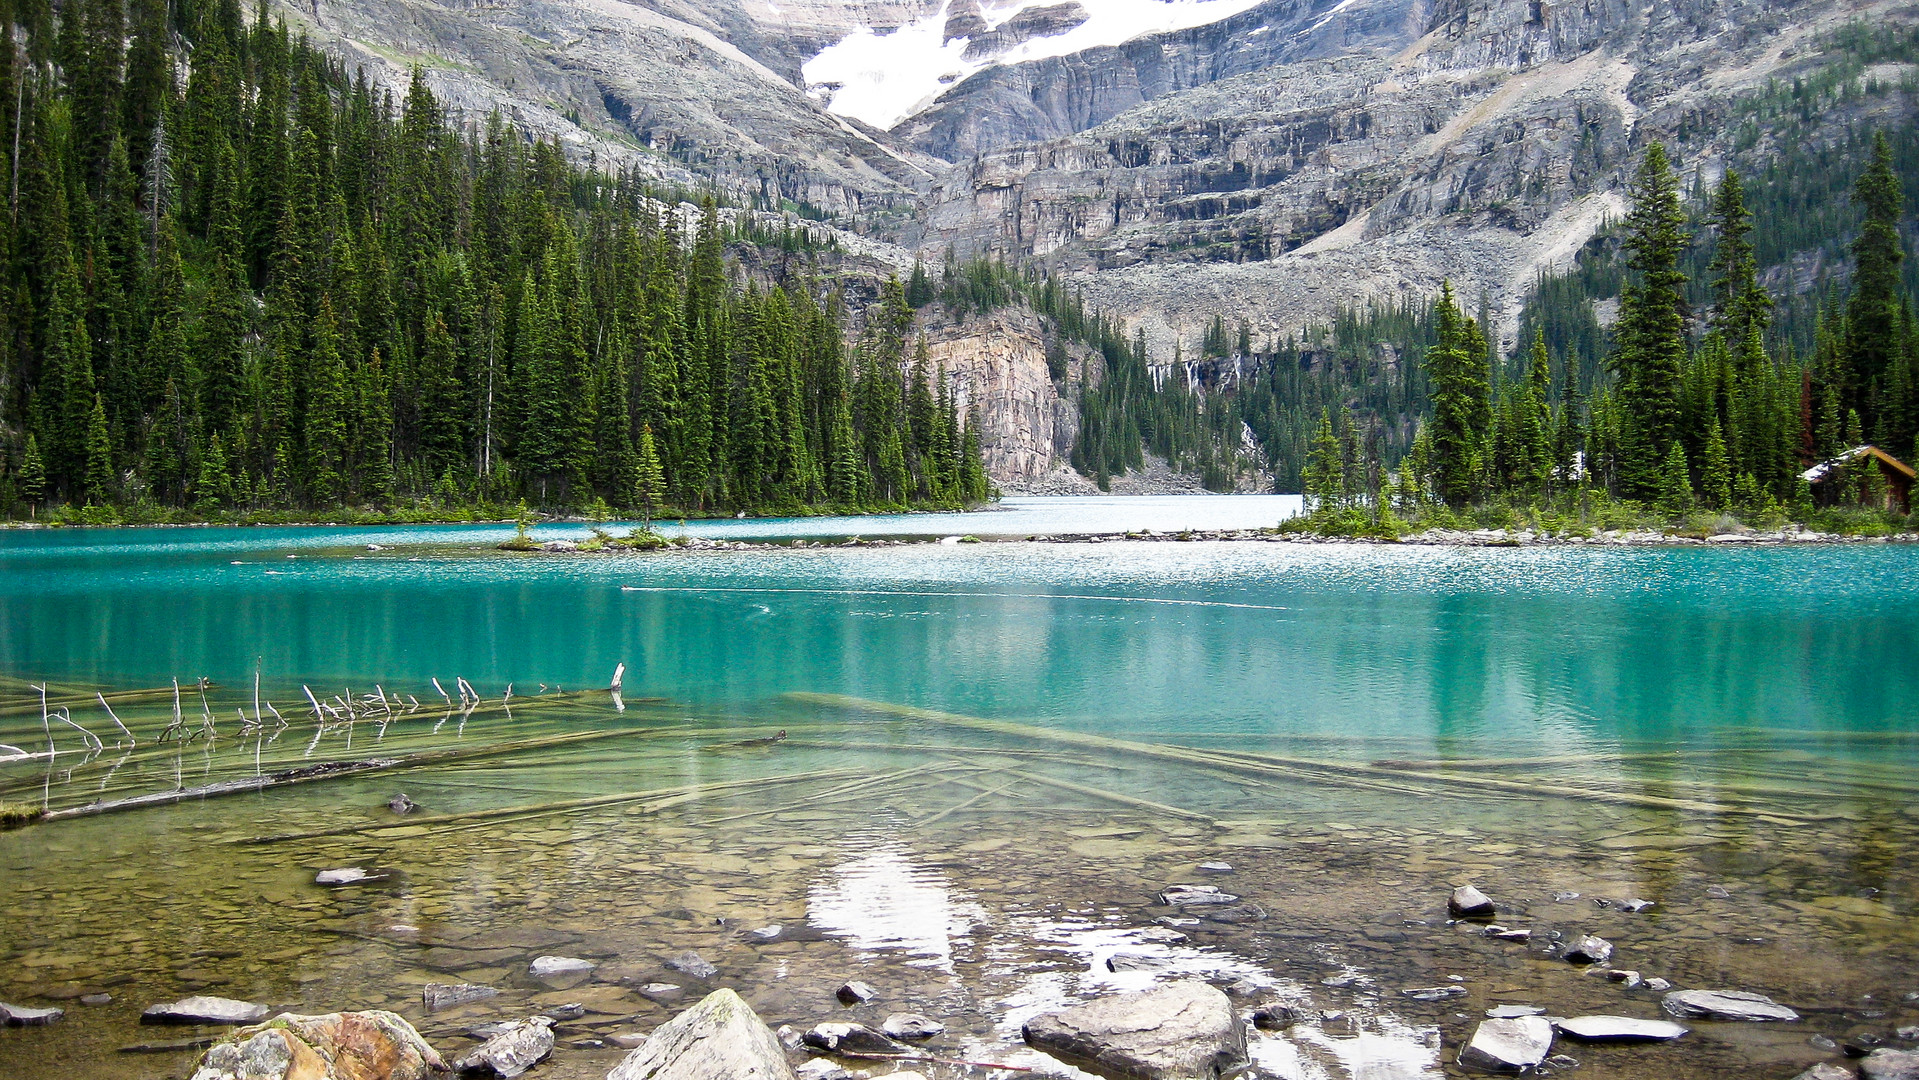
(1708, 169, 1770, 367)
(1301, 409, 1344, 511)
(635, 423, 665, 523)
(1699, 412, 1731, 511)
(1612, 143, 1690, 499)
(1423, 282, 1490, 506)
(19, 433, 46, 512)
(1847, 132, 1905, 436)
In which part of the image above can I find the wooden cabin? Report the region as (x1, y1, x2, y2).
(1802, 446, 1915, 514)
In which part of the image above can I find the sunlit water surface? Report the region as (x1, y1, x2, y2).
(0, 497, 1913, 1080)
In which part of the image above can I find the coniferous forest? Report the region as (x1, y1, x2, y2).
(0, 0, 990, 523)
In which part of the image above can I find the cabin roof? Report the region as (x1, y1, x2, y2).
(1801, 445, 1918, 483)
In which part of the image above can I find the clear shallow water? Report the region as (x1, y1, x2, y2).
(0, 500, 1914, 1080)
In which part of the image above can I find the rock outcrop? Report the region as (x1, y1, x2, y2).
(1023, 980, 1247, 1080)
(923, 309, 1080, 484)
(608, 988, 797, 1080)
(188, 1011, 445, 1080)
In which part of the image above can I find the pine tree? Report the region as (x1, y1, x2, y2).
(635, 423, 665, 523)
(1847, 132, 1905, 435)
(82, 392, 114, 504)
(1699, 412, 1731, 511)
(1612, 143, 1691, 499)
(19, 434, 47, 512)
(1656, 440, 1693, 516)
(1423, 282, 1490, 506)
(1301, 409, 1345, 511)
(1708, 169, 1770, 365)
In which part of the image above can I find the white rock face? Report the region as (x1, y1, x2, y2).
(925, 310, 1076, 484)
(608, 988, 797, 1080)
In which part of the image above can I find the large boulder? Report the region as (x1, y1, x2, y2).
(1023, 980, 1246, 1080)
(607, 988, 796, 1080)
(188, 1011, 446, 1080)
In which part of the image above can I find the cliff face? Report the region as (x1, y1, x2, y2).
(921, 311, 1081, 484)
(907, 0, 1915, 356)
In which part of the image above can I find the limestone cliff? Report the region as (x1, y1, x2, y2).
(920, 310, 1081, 484)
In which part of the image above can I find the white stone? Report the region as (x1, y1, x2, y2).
(1458, 1016, 1554, 1073)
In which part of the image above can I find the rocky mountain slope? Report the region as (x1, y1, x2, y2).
(275, 0, 1918, 486)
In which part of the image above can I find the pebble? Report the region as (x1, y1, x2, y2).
(1402, 986, 1468, 1001)
(1602, 969, 1643, 989)
(880, 1013, 945, 1040)
(1197, 861, 1234, 874)
(1561, 934, 1614, 965)
(1158, 883, 1241, 906)
(541, 1003, 586, 1022)
(1644, 978, 1672, 992)
(1458, 1015, 1554, 1072)
(387, 793, 417, 814)
(314, 867, 383, 885)
(1252, 1004, 1298, 1029)
(1898, 1026, 1919, 1041)
(796, 1060, 861, 1080)
(1662, 989, 1801, 1022)
(140, 996, 269, 1026)
(835, 980, 879, 1005)
(0, 1003, 64, 1026)
(1487, 1005, 1545, 1019)
(803, 1021, 909, 1054)
(527, 955, 595, 979)
(666, 950, 718, 979)
(1552, 1015, 1690, 1042)
(607, 1032, 647, 1050)
(79, 994, 110, 1006)
(423, 982, 498, 1012)
(1449, 884, 1497, 918)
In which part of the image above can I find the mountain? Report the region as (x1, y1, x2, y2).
(216, 0, 1919, 485)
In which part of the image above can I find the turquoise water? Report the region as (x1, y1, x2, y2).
(1, 498, 1916, 1080)
(0, 498, 1912, 745)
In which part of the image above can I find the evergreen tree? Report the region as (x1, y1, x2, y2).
(635, 423, 665, 523)
(1301, 409, 1344, 510)
(1423, 283, 1490, 506)
(1612, 143, 1691, 499)
(19, 433, 47, 511)
(1699, 412, 1732, 511)
(1847, 132, 1905, 439)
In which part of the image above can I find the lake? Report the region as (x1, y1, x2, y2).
(0, 496, 1913, 1079)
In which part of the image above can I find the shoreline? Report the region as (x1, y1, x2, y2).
(516, 524, 1919, 553)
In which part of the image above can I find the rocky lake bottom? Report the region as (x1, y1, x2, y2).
(1, 694, 1915, 1080)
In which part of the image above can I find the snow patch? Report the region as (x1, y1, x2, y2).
(803, 0, 1269, 130)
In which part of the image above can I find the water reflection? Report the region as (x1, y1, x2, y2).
(806, 835, 987, 971)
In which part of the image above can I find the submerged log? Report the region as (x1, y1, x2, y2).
(787, 694, 1829, 823)
(40, 726, 695, 823)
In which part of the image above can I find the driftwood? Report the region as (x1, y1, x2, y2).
(788, 694, 1830, 823)
(39, 726, 695, 823)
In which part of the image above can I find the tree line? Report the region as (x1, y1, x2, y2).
(2, 0, 990, 521)
(1302, 135, 1913, 523)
